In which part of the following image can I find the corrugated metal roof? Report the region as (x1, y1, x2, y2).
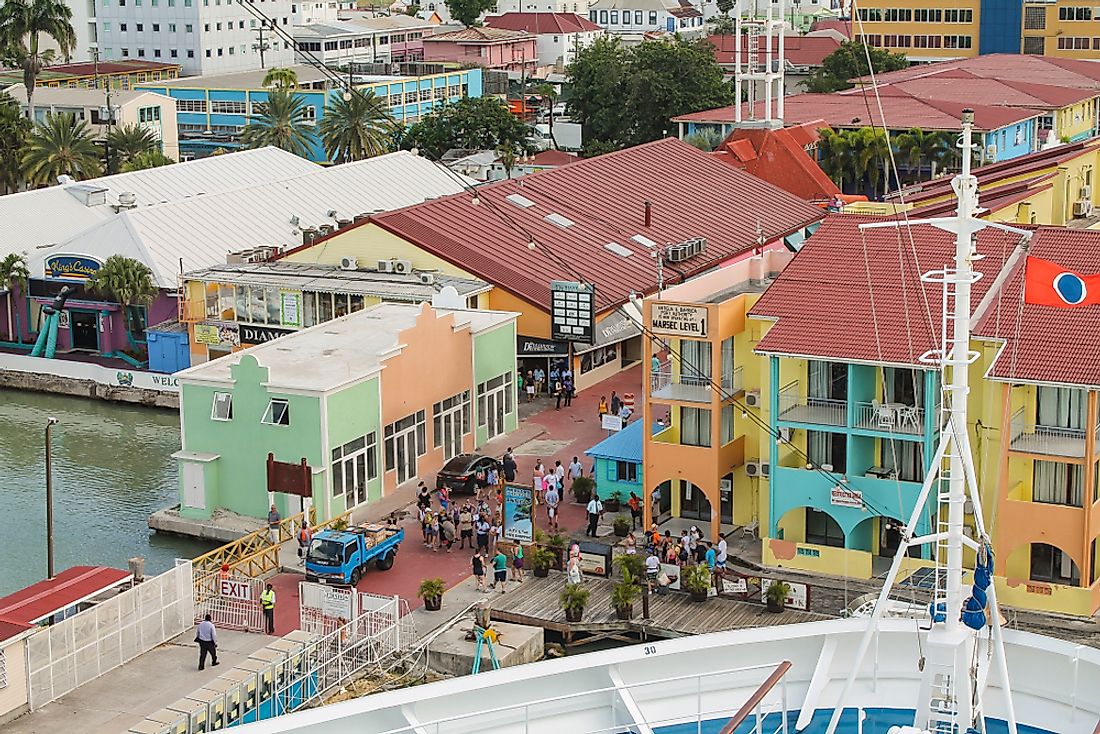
(855, 53, 1100, 91)
(0, 566, 131, 631)
(369, 138, 824, 311)
(27, 152, 471, 289)
(585, 418, 644, 463)
(0, 147, 320, 260)
(485, 12, 602, 34)
(423, 26, 531, 42)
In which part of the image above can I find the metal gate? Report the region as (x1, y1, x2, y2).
(195, 571, 265, 632)
(299, 582, 362, 636)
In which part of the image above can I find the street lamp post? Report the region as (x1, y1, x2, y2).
(45, 417, 58, 579)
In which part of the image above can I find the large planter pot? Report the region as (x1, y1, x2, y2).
(424, 595, 442, 611)
(614, 524, 629, 537)
(766, 598, 784, 613)
(604, 499, 621, 513)
(614, 604, 633, 620)
(534, 565, 550, 578)
(690, 590, 708, 603)
(564, 606, 584, 623)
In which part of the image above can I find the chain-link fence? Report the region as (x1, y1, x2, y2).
(26, 561, 194, 710)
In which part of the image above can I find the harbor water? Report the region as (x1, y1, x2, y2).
(0, 388, 216, 596)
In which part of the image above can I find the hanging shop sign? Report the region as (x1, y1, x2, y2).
(550, 281, 595, 345)
(195, 322, 241, 347)
(830, 485, 864, 509)
(45, 255, 103, 280)
(650, 302, 708, 338)
(516, 335, 570, 357)
(240, 324, 295, 344)
(280, 291, 302, 328)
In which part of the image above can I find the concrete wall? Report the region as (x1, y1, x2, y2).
(0, 635, 29, 725)
(473, 321, 519, 446)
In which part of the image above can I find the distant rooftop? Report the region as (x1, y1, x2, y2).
(0, 566, 131, 640)
(484, 12, 602, 34)
(148, 64, 405, 90)
(423, 26, 532, 43)
(585, 418, 644, 463)
(0, 59, 179, 85)
(4, 83, 173, 108)
(178, 303, 517, 392)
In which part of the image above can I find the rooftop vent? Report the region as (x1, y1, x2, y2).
(604, 242, 633, 258)
(631, 234, 657, 248)
(506, 193, 536, 208)
(117, 191, 138, 210)
(544, 212, 574, 228)
(664, 237, 706, 263)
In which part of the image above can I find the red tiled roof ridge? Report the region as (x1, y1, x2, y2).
(485, 12, 600, 33)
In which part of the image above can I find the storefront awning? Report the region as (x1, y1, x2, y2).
(517, 335, 570, 357)
(574, 303, 642, 355)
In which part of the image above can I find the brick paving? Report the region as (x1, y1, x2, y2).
(268, 365, 643, 635)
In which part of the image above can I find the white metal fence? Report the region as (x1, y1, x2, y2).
(194, 571, 265, 632)
(27, 561, 194, 710)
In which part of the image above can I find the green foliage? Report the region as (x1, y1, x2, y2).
(417, 577, 445, 599)
(682, 564, 712, 594)
(764, 580, 791, 605)
(610, 569, 641, 609)
(121, 149, 174, 172)
(614, 552, 645, 581)
(568, 35, 733, 152)
(711, 15, 734, 34)
(319, 89, 396, 163)
(87, 254, 156, 344)
(684, 127, 724, 152)
(106, 123, 159, 171)
(0, 92, 30, 194)
(531, 545, 557, 571)
(444, 0, 495, 26)
(240, 88, 316, 158)
(496, 140, 518, 178)
(262, 67, 299, 89)
(0, 252, 29, 292)
(22, 111, 101, 185)
(559, 582, 590, 612)
(716, 0, 734, 14)
(612, 515, 631, 533)
(893, 127, 953, 183)
(0, 0, 76, 121)
(546, 532, 567, 550)
(571, 475, 594, 504)
(805, 41, 909, 94)
(403, 96, 530, 160)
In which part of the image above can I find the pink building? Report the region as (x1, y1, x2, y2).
(421, 27, 537, 72)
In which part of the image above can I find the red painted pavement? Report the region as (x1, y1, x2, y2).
(267, 365, 643, 636)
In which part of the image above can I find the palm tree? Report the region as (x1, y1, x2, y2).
(105, 123, 159, 172)
(533, 82, 558, 143)
(894, 127, 947, 184)
(240, 88, 316, 158)
(0, 0, 75, 123)
(496, 141, 517, 179)
(853, 127, 892, 198)
(22, 111, 102, 185)
(0, 252, 29, 343)
(818, 127, 853, 191)
(87, 255, 157, 348)
(0, 92, 30, 193)
(318, 90, 396, 163)
(262, 67, 299, 89)
(684, 128, 724, 152)
(121, 149, 174, 172)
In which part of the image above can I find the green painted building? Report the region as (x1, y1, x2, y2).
(175, 299, 518, 523)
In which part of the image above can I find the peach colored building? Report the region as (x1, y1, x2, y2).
(421, 27, 537, 72)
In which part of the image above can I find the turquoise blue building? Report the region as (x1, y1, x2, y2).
(586, 420, 644, 503)
(138, 67, 483, 162)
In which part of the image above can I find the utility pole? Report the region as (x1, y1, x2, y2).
(253, 22, 271, 68)
(92, 49, 116, 172)
(45, 417, 59, 579)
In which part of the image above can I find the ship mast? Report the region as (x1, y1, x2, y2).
(824, 110, 1028, 734)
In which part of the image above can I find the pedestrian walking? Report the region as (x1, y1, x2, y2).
(438, 483, 450, 513)
(502, 450, 517, 483)
(511, 543, 525, 583)
(545, 483, 560, 532)
(554, 380, 564, 409)
(429, 511, 441, 551)
(598, 395, 608, 418)
(563, 377, 574, 407)
(568, 456, 583, 488)
(585, 494, 603, 537)
(525, 370, 536, 402)
(610, 391, 621, 415)
(195, 613, 219, 670)
(441, 515, 456, 553)
(267, 505, 281, 545)
(297, 521, 312, 565)
(627, 491, 642, 531)
(459, 505, 474, 549)
(416, 482, 431, 509)
(473, 551, 487, 592)
(534, 367, 545, 395)
(475, 515, 490, 552)
(260, 583, 276, 635)
(651, 485, 662, 522)
(553, 460, 565, 488)
(490, 548, 508, 593)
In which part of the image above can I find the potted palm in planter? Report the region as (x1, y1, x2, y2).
(418, 577, 445, 611)
(614, 552, 645, 581)
(560, 583, 590, 622)
(612, 515, 631, 537)
(532, 546, 557, 578)
(682, 564, 712, 602)
(572, 475, 594, 504)
(610, 569, 641, 620)
(604, 489, 622, 513)
(765, 580, 791, 613)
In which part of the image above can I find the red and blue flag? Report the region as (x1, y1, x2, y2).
(1024, 256, 1100, 308)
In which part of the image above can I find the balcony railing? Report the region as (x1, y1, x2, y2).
(649, 362, 742, 403)
(777, 381, 846, 427)
(1009, 408, 1089, 459)
(853, 400, 924, 435)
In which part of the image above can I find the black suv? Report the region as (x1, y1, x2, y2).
(436, 453, 501, 494)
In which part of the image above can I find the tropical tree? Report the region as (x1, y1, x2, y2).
(852, 126, 892, 198)
(496, 141, 517, 179)
(87, 255, 157, 347)
(262, 66, 298, 89)
(0, 92, 30, 193)
(105, 122, 159, 172)
(403, 96, 531, 160)
(444, 0, 495, 27)
(121, 149, 174, 172)
(818, 127, 854, 191)
(318, 89, 396, 163)
(0, 252, 29, 343)
(532, 82, 559, 139)
(805, 41, 908, 94)
(893, 127, 954, 183)
(22, 111, 102, 185)
(240, 88, 316, 158)
(684, 128, 724, 152)
(0, 0, 76, 122)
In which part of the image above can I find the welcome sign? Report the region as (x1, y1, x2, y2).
(45, 255, 102, 280)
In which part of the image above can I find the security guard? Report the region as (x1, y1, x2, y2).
(260, 583, 276, 634)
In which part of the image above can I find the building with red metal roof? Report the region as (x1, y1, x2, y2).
(711, 123, 840, 203)
(421, 26, 537, 72)
(0, 566, 131, 638)
(484, 12, 604, 69)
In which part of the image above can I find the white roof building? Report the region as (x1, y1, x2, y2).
(0, 147, 319, 260)
(26, 151, 471, 289)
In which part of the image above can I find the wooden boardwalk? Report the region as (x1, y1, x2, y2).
(489, 572, 830, 644)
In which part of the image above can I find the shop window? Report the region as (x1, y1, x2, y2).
(211, 392, 234, 421)
(806, 508, 844, 548)
(262, 398, 290, 426)
(615, 461, 637, 482)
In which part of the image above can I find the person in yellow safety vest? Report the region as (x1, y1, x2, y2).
(260, 584, 276, 635)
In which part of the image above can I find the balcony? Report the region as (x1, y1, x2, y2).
(1009, 408, 1092, 459)
(853, 400, 925, 436)
(649, 362, 741, 403)
(777, 381, 846, 427)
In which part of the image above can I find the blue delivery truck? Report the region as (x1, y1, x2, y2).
(305, 522, 404, 585)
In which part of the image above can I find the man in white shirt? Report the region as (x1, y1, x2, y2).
(195, 614, 219, 670)
(568, 456, 583, 486)
(585, 494, 603, 537)
(716, 533, 728, 570)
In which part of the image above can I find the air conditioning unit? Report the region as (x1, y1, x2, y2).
(759, 461, 770, 477)
(377, 259, 395, 273)
(745, 461, 762, 477)
(1074, 199, 1094, 217)
(340, 256, 358, 271)
(419, 272, 435, 285)
(664, 244, 689, 263)
(985, 144, 997, 159)
(392, 259, 412, 274)
(1081, 184, 1092, 199)
(744, 390, 762, 408)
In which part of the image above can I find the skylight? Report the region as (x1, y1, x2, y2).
(631, 234, 658, 248)
(604, 242, 633, 258)
(544, 212, 575, 228)
(506, 193, 536, 209)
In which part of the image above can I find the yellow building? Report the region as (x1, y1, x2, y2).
(1023, 1, 1100, 59)
(854, 0, 981, 60)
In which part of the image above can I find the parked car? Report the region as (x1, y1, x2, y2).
(436, 453, 501, 494)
